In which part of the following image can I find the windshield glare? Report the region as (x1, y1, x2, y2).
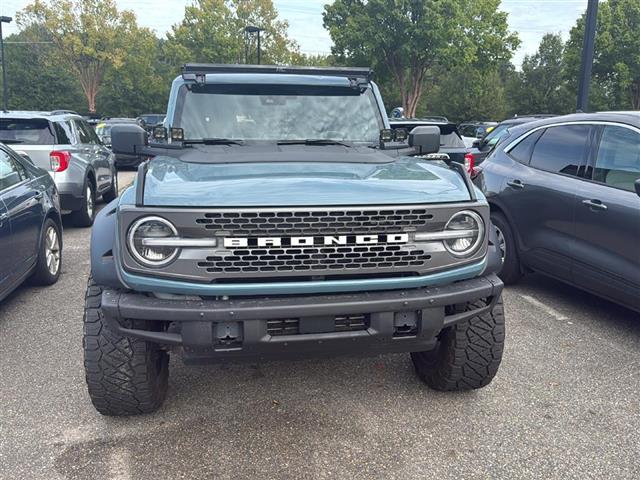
(174, 84, 383, 144)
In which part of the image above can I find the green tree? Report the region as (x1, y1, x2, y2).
(96, 36, 172, 117)
(426, 68, 508, 122)
(565, 0, 640, 110)
(165, 0, 300, 65)
(323, 0, 519, 117)
(0, 27, 86, 111)
(17, 0, 159, 112)
(507, 33, 572, 115)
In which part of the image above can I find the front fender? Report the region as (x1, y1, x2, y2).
(91, 199, 125, 288)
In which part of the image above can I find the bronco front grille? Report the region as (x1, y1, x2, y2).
(197, 244, 431, 274)
(195, 208, 434, 236)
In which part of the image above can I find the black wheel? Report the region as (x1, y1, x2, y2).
(69, 180, 96, 227)
(83, 277, 169, 416)
(29, 218, 62, 286)
(102, 170, 118, 203)
(490, 212, 522, 285)
(411, 296, 505, 391)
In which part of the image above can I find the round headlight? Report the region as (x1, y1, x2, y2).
(127, 216, 179, 267)
(443, 210, 484, 257)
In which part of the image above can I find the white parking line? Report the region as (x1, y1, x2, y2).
(519, 294, 569, 321)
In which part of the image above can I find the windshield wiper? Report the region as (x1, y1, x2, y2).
(277, 139, 352, 147)
(0, 139, 24, 144)
(184, 138, 245, 145)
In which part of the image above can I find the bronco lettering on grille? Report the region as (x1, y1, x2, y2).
(223, 234, 409, 248)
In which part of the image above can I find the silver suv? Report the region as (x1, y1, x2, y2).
(0, 111, 117, 226)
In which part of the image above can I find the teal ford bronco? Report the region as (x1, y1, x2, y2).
(85, 64, 505, 416)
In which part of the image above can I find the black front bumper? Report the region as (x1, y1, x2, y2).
(101, 274, 503, 363)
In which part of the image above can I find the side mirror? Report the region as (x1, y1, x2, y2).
(472, 139, 481, 148)
(635, 178, 640, 197)
(409, 126, 440, 154)
(111, 124, 148, 156)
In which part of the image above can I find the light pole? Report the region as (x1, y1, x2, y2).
(244, 25, 263, 64)
(576, 0, 598, 112)
(0, 16, 11, 112)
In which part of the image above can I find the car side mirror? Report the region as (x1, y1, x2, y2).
(409, 126, 440, 154)
(111, 124, 148, 156)
(635, 178, 640, 197)
(472, 139, 481, 148)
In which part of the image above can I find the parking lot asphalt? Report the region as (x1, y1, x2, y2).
(1, 171, 639, 480)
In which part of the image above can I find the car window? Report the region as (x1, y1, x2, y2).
(508, 129, 544, 164)
(0, 149, 27, 191)
(529, 125, 591, 176)
(53, 122, 71, 145)
(0, 118, 56, 145)
(74, 119, 99, 144)
(592, 125, 640, 192)
(483, 124, 509, 148)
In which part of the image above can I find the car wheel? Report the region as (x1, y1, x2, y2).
(411, 296, 505, 391)
(102, 170, 118, 203)
(30, 218, 62, 286)
(70, 180, 96, 227)
(490, 212, 522, 285)
(83, 277, 169, 416)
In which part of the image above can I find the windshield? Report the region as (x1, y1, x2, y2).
(482, 124, 510, 147)
(0, 118, 55, 145)
(95, 124, 112, 136)
(174, 84, 383, 144)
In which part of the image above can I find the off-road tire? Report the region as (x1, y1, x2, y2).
(411, 296, 505, 391)
(83, 277, 169, 416)
(490, 212, 522, 285)
(70, 179, 95, 228)
(102, 170, 118, 203)
(29, 218, 62, 286)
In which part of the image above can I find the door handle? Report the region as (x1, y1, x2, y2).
(507, 179, 525, 189)
(582, 199, 607, 211)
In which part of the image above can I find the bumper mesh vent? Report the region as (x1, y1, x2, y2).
(197, 245, 431, 274)
(334, 314, 369, 332)
(267, 319, 299, 336)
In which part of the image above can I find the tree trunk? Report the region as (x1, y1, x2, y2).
(631, 81, 640, 110)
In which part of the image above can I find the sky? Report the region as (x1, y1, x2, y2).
(0, 0, 589, 68)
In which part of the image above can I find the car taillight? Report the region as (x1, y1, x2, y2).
(464, 152, 475, 175)
(50, 151, 71, 172)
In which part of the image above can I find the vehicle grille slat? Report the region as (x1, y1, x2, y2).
(195, 208, 433, 236)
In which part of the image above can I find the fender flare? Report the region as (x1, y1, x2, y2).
(90, 199, 125, 288)
(484, 220, 502, 276)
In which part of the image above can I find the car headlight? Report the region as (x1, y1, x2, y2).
(443, 210, 484, 257)
(127, 216, 179, 267)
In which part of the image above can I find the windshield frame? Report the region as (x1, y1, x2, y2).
(172, 82, 385, 145)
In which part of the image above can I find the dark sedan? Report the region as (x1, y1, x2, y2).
(475, 112, 640, 312)
(0, 144, 63, 301)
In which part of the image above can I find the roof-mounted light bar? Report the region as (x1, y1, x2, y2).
(181, 63, 374, 88)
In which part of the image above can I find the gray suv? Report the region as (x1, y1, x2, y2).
(475, 112, 640, 312)
(0, 112, 118, 227)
